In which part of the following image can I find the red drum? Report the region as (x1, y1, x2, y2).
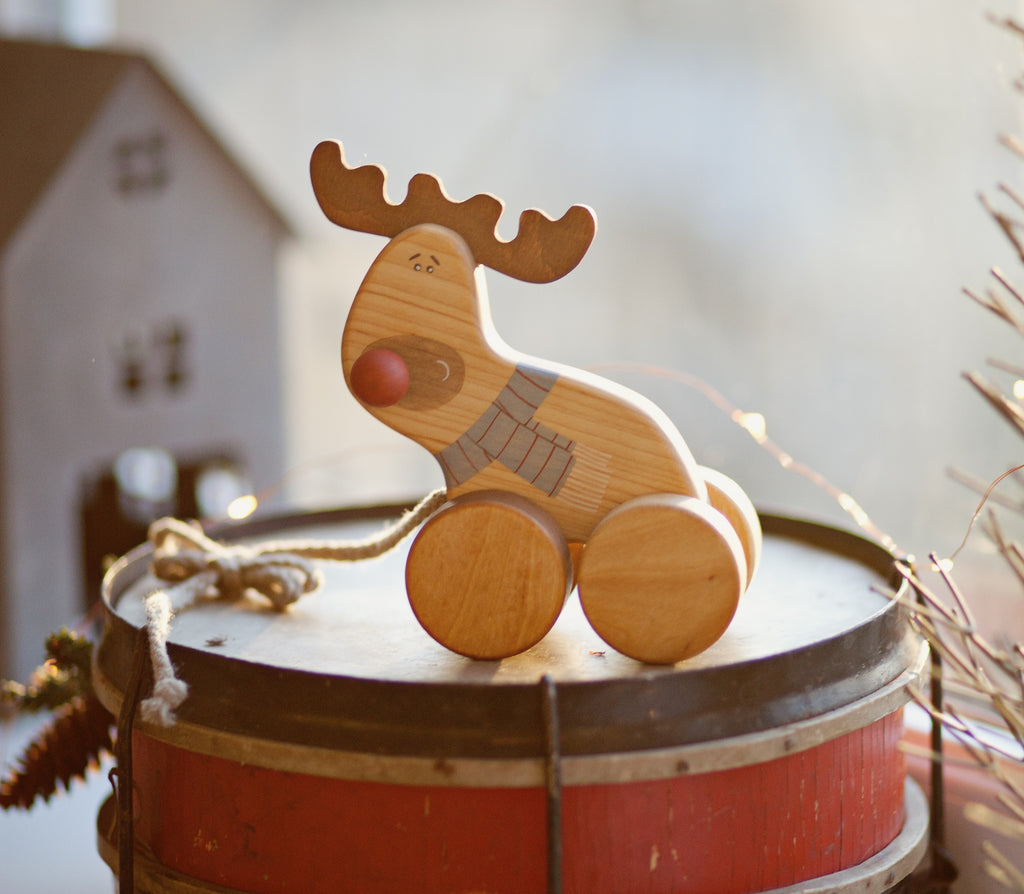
(94, 507, 927, 894)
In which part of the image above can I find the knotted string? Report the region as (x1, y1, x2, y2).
(140, 489, 447, 726)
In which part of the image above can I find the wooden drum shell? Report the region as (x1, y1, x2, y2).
(94, 508, 927, 894)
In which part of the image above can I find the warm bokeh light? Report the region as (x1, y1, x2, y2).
(736, 411, 767, 442)
(227, 494, 258, 520)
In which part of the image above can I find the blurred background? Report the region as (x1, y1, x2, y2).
(43, 1, 1024, 551)
(3, 0, 1024, 890)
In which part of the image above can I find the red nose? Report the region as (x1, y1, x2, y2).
(349, 348, 410, 407)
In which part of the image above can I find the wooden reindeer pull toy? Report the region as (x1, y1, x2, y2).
(311, 140, 762, 663)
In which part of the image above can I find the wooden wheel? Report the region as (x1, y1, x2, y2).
(405, 491, 572, 659)
(699, 466, 762, 587)
(577, 494, 746, 664)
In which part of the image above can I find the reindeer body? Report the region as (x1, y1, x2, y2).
(343, 224, 707, 543)
(314, 140, 761, 663)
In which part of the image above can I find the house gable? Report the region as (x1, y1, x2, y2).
(0, 40, 132, 252)
(0, 38, 289, 255)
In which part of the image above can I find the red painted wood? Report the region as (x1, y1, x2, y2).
(129, 710, 905, 894)
(559, 714, 905, 893)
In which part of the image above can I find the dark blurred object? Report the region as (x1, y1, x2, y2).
(79, 448, 252, 616)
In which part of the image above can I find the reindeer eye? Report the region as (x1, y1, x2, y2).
(409, 253, 438, 273)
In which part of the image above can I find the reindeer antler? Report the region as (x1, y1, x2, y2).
(310, 141, 596, 284)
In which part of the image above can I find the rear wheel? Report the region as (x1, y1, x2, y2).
(577, 494, 746, 664)
(700, 465, 762, 587)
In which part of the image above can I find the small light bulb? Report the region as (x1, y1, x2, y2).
(737, 412, 767, 441)
(227, 494, 258, 520)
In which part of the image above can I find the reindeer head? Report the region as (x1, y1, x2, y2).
(310, 141, 597, 451)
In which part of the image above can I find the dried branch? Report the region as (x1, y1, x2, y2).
(964, 285, 1022, 330)
(1000, 134, 1024, 162)
(980, 191, 1024, 268)
(983, 839, 1024, 891)
(966, 798, 1024, 839)
(986, 11, 1024, 43)
(988, 512, 1024, 590)
(963, 271, 1024, 334)
(989, 357, 1024, 378)
(964, 372, 1024, 438)
(926, 13, 1024, 887)
(949, 467, 1024, 513)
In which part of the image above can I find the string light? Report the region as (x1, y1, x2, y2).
(226, 494, 259, 520)
(734, 411, 766, 441)
(586, 361, 901, 555)
(234, 364, 928, 560)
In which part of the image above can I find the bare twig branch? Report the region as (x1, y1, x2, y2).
(1001, 133, 1024, 162)
(983, 840, 1024, 891)
(949, 467, 1024, 513)
(980, 191, 1024, 266)
(963, 373, 1024, 439)
(988, 356, 1024, 378)
(991, 267, 1024, 311)
(963, 285, 1022, 329)
(986, 11, 1024, 45)
(1002, 184, 1024, 216)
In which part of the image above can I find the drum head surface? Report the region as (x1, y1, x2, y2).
(97, 506, 914, 758)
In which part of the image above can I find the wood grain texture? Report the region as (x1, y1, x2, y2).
(701, 465, 762, 586)
(405, 491, 572, 659)
(577, 494, 746, 663)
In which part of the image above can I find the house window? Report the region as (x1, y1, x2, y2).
(113, 130, 170, 194)
(114, 318, 191, 399)
(155, 319, 190, 393)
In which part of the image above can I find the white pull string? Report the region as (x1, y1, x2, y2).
(139, 489, 447, 726)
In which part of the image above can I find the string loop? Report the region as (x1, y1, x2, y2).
(139, 489, 447, 725)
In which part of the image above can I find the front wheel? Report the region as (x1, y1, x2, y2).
(405, 491, 573, 660)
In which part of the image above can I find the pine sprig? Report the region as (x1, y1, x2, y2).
(0, 628, 96, 719)
(0, 694, 114, 810)
(0, 629, 116, 811)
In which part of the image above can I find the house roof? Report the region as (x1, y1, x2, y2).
(0, 38, 291, 251)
